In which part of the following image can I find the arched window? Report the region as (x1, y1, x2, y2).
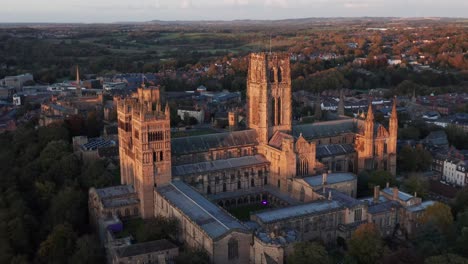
(297, 157, 309, 176)
(264, 175, 268, 185)
(277, 97, 282, 125)
(228, 238, 239, 260)
(237, 180, 241, 189)
(271, 98, 276, 126)
(133, 207, 139, 216)
(269, 68, 275, 83)
(251, 178, 255, 187)
(223, 183, 227, 192)
(300, 187, 305, 202)
(277, 67, 282, 83)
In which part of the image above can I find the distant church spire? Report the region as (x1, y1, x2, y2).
(76, 65, 82, 97)
(337, 89, 345, 116)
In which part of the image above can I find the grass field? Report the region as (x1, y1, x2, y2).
(228, 203, 272, 221)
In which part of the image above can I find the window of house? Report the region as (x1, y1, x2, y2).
(354, 208, 362, 222)
(228, 238, 239, 260)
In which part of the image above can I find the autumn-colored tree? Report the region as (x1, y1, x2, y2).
(348, 223, 384, 264)
(420, 202, 453, 234)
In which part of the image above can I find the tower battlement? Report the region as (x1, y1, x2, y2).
(117, 85, 172, 219)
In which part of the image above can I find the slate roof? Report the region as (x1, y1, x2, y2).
(316, 144, 355, 158)
(367, 200, 400, 214)
(253, 200, 343, 224)
(292, 119, 359, 139)
(81, 138, 116, 151)
(115, 239, 177, 258)
(382, 188, 414, 201)
(95, 185, 136, 199)
(303, 172, 357, 187)
(268, 131, 294, 149)
(407, 200, 436, 212)
(172, 155, 269, 177)
(325, 188, 363, 208)
(171, 129, 258, 156)
(156, 181, 248, 240)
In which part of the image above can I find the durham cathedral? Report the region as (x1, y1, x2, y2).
(90, 53, 433, 264)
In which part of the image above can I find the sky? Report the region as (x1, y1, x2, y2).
(1, 0, 467, 23)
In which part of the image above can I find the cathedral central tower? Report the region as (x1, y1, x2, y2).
(247, 53, 292, 144)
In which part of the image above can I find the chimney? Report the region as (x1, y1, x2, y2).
(328, 191, 332, 200)
(373, 185, 380, 203)
(393, 187, 399, 201)
(386, 182, 390, 188)
(322, 172, 328, 185)
(414, 192, 417, 197)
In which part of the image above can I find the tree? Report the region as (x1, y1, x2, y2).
(368, 170, 396, 189)
(175, 248, 210, 264)
(135, 217, 179, 242)
(398, 144, 432, 172)
(287, 241, 331, 264)
(45, 188, 87, 232)
(348, 223, 384, 264)
(403, 173, 429, 199)
(37, 223, 77, 264)
(69, 235, 105, 264)
(425, 254, 468, 264)
(452, 188, 468, 216)
(420, 202, 453, 234)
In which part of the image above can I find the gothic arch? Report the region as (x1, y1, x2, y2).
(269, 68, 275, 83)
(277, 67, 282, 83)
(297, 156, 309, 176)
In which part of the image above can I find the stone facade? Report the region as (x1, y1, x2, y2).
(88, 52, 434, 264)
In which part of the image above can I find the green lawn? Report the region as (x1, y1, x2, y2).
(228, 204, 272, 221)
(113, 218, 143, 240)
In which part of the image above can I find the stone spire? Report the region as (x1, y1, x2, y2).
(366, 101, 374, 122)
(165, 102, 170, 120)
(337, 89, 345, 116)
(75, 65, 82, 97)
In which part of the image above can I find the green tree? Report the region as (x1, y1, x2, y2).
(425, 254, 468, 264)
(45, 188, 87, 232)
(175, 248, 210, 264)
(136, 217, 179, 242)
(69, 235, 105, 264)
(348, 223, 384, 264)
(452, 188, 468, 216)
(368, 170, 395, 189)
(287, 241, 331, 264)
(403, 173, 429, 199)
(37, 223, 77, 264)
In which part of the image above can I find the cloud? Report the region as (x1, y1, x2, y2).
(180, 0, 191, 8)
(224, 0, 250, 6)
(264, 0, 288, 8)
(344, 2, 370, 8)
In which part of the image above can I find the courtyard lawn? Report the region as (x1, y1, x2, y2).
(113, 218, 144, 240)
(228, 203, 272, 221)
